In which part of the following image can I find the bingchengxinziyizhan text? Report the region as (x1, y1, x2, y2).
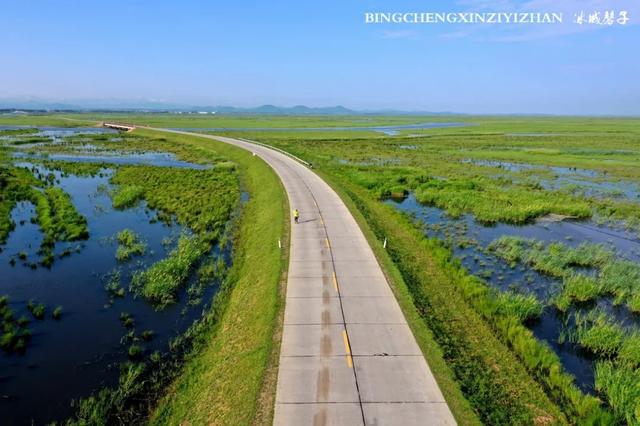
(364, 11, 630, 25)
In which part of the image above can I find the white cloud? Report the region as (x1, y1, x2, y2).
(381, 29, 420, 39)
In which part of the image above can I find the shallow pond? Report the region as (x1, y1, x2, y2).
(387, 194, 640, 392)
(0, 156, 229, 424)
(13, 151, 210, 169)
(0, 126, 117, 143)
(0, 127, 120, 153)
(462, 159, 640, 201)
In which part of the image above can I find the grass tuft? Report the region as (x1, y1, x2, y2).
(52, 305, 63, 320)
(131, 235, 208, 308)
(573, 311, 624, 357)
(594, 361, 640, 425)
(115, 229, 146, 261)
(494, 291, 543, 322)
(27, 299, 46, 320)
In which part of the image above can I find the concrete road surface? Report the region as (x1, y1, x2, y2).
(160, 130, 456, 426)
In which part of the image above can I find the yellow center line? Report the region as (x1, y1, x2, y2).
(332, 271, 338, 292)
(342, 330, 351, 354)
(342, 330, 353, 368)
(325, 238, 330, 249)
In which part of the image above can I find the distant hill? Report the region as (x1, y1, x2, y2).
(201, 104, 357, 115)
(0, 98, 461, 116)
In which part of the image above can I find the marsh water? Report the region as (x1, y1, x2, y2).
(172, 121, 469, 136)
(463, 159, 640, 201)
(387, 194, 640, 392)
(0, 129, 229, 424)
(13, 151, 210, 169)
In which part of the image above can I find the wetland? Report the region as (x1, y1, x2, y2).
(235, 116, 640, 424)
(0, 126, 241, 424)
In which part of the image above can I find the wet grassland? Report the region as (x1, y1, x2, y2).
(226, 116, 640, 425)
(0, 127, 243, 424)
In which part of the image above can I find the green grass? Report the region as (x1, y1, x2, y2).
(141, 330, 154, 341)
(0, 295, 32, 353)
(119, 312, 134, 328)
(131, 234, 208, 308)
(218, 115, 640, 230)
(52, 305, 63, 320)
(491, 234, 640, 423)
(490, 236, 640, 313)
(0, 114, 96, 127)
(35, 159, 107, 177)
(494, 291, 543, 322)
(111, 165, 239, 240)
(69, 362, 147, 424)
(108, 152, 241, 309)
(0, 164, 89, 265)
(104, 270, 125, 298)
(555, 274, 602, 311)
(27, 299, 46, 320)
(565, 310, 640, 421)
(489, 237, 612, 277)
(59, 112, 447, 129)
(128, 344, 144, 360)
(600, 260, 640, 310)
(594, 361, 640, 425)
(110, 185, 144, 209)
(115, 229, 146, 261)
(0, 166, 41, 243)
(0, 128, 40, 136)
(35, 186, 89, 256)
(414, 176, 591, 224)
(618, 333, 640, 369)
(573, 311, 625, 357)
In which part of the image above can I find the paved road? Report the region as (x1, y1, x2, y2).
(161, 130, 456, 426)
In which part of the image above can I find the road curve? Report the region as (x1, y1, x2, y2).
(160, 130, 456, 426)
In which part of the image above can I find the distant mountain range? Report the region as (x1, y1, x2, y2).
(210, 104, 357, 115)
(0, 98, 458, 116)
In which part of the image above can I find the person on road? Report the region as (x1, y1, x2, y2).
(293, 209, 299, 224)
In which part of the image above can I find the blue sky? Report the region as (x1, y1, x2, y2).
(1, 0, 639, 114)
